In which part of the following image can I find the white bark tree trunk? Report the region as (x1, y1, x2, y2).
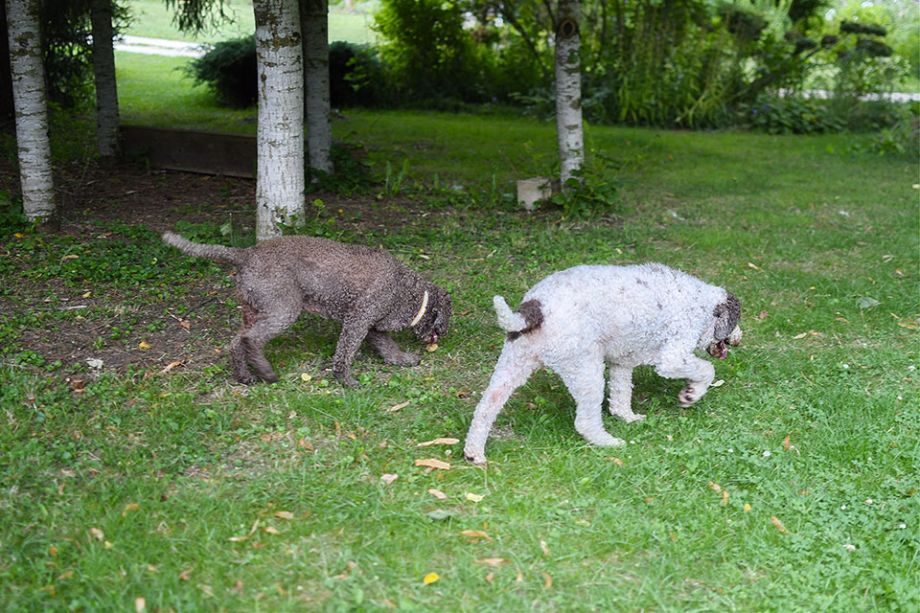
(554, 0, 584, 187)
(302, 0, 333, 174)
(254, 0, 306, 241)
(6, 0, 56, 223)
(91, 0, 120, 157)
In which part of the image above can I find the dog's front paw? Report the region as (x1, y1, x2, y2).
(464, 451, 487, 465)
(679, 385, 706, 407)
(334, 369, 360, 388)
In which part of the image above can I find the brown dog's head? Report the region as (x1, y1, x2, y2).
(412, 286, 452, 345)
(706, 292, 742, 359)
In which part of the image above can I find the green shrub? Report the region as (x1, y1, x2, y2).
(739, 95, 846, 134)
(329, 41, 390, 108)
(186, 36, 258, 108)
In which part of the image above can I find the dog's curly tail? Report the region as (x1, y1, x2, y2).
(493, 296, 544, 339)
(162, 231, 248, 267)
(493, 296, 527, 332)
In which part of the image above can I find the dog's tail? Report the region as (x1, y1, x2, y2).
(162, 231, 248, 266)
(493, 296, 544, 338)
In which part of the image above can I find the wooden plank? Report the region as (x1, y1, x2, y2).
(120, 125, 256, 178)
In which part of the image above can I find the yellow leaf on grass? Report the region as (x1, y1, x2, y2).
(460, 530, 491, 542)
(122, 502, 141, 516)
(423, 572, 440, 585)
(476, 558, 508, 567)
(428, 488, 448, 500)
(415, 458, 451, 470)
(783, 435, 792, 451)
(161, 360, 183, 374)
(747, 262, 762, 271)
(465, 492, 484, 502)
(228, 535, 249, 542)
(89, 527, 104, 541)
(300, 372, 312, 382)
(426, 343, 439, 352)
(263, 526, 280, 535)
(609, 456, 625, 466)
(416, 437, 460, 447)
(179, 569, 191, 581)
(708, 481, 722, 493)
(743, 503, 752, 513)
(721, 490, 730, 506)
(274, 511, 294, 520)
(138, 341, 151, 350)
(540, 540, 550, 557)
(793, 332, 808, 340)
(380, 473, 399, 485)
(386, 400, 411, 413)
(542, 572, 553, 589)
(135, 597, 146, 613)
(771, 516, 787, 533)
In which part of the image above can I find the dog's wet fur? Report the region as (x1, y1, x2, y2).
(163, 232, 451, 386)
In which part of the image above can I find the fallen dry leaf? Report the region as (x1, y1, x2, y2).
(89, 527, 105, 541)
(426, 343, 439, 352)
(543, 572, 553, 589)
(122, 502, 141, 517)
(386, 400, 411, 413)
(135, 597, 146, 613)
(380, 473, 399, 485)
(274, 511, 294, 520)
(771, 516, 787, 533)
(793, 332, 808, 340)
(58, 570, 74, 580)
(160, 360, 183, 374)
(783, 435, 792, 451)
(743, 503, 752, 513)
(263, 526, 280, 535)
(465, 492, 484, 502)
(708, 481, 722, 493)
(179, 569, 191, 581)
(609, 457, 625, 467)
(300, 372, 312, 382)
(540, 539, 550, 557)
(747, 262, 762, 271)
(757, 310, 769, 320)
(428, 488, 448, 500)
(476, 558, 508, 567)
(423, 572, 440, 585)
(460, 530, 491, 543)
(416, 437, 460, 447)
(415, 458, 451, 470)
(228, 535, 249, 542)
(298, 438, 315, 451)
(710, 379, 725, 388)
(721, 490, 730, 506)
(49, 545, 58, 557)
(484, 572, 494, 584)
(138, 341, 151, 350)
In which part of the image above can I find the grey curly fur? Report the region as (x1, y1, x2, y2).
(163, 232, 452, 387)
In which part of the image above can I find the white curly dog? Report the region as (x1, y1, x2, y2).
(463, 263, 742, 464)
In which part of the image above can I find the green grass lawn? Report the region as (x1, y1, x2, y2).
(123, 0, 378, 44)
(1, 52, 919, 610)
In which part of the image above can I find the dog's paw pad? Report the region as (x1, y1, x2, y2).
(679, 387, 702, 407)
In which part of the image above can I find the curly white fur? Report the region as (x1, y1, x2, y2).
(464, 263, 742, 464)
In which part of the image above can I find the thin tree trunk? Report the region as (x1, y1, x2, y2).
(91, 0, 120, 157)
(0, 2, 14, 120)
(6, 0, 56, 223)
(302, 0, 333, 174)
(253, 0, 305, 241)
(554, 0, 583, 186)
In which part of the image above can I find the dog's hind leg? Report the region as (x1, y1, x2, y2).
(239, 301, 302, 384)
(555, 356, 625, 448)
(607, 365, 645, 423)
(463, 345, 539, 465)
(366, 330, 420, 367)
(229, 304, 259, 384)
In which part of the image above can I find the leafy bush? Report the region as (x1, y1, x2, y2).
(329, 41, 390, 108)
(186, 36, 258, 107)
(738, 95, 846, 134)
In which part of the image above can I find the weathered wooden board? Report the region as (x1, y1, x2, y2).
(120, 125, 256, 178)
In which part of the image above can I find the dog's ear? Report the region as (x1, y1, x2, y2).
(713, 293, 741, 340)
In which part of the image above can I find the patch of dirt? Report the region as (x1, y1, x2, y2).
(0, 158, 454, 377)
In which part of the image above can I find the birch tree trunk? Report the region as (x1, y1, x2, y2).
(302, 0, 333, 174)
(554, 0, 584, 187)
(254, 0, 305, 241)
(91, 0, 120, 157)
(6, 0, 56, 223)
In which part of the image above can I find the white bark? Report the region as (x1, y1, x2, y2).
(554, 0, 584, 187)
(303, 0, 333, 174)
(254, 0, 306, 241)
(6, 0, 55, 222)
(91, 0, 120, 157)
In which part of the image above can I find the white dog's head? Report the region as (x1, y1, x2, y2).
(704, 293, 742, 359)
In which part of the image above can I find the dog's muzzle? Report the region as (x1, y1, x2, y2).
(708, 326, 742, 359)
